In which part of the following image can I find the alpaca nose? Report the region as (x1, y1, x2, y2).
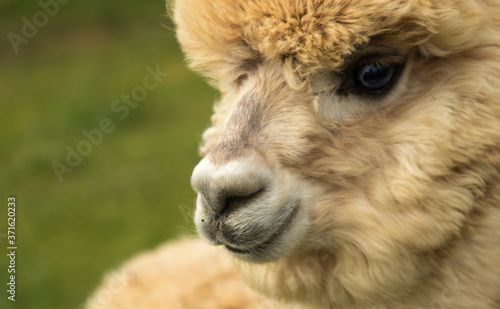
(191, 156, 272, 215)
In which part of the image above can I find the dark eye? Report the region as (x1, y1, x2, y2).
(354, 62, 399, 93)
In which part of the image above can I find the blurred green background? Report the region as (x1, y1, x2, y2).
(0, 1, 216, 308)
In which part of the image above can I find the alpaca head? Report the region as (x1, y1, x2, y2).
(175, 0, 500, 306)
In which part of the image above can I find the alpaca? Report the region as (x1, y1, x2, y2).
(85, 0, 500, 308)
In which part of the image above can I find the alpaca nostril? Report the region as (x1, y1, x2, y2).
(222, 188, 264, 213)
(203, 185, 266, 216)
(191, 157, 273, 216)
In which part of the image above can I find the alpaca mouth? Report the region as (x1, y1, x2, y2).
(222, 201, 300, 261)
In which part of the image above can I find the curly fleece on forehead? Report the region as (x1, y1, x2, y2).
(174, 0, 485, 80)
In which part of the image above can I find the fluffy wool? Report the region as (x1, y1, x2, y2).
(86, 0, 500, 308)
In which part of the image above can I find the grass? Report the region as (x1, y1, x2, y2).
(0, 1, 217, 308)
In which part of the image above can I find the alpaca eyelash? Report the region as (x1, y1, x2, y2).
(354, 54, 405, 68)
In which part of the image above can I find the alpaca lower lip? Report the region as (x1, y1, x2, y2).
(223, 201, 299, 259)
(223, 230, 281, 254)
(224, 244, 253, 254)
(224, 234, 275, 256)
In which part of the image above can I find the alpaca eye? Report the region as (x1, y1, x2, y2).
(354, 62, 399, 92)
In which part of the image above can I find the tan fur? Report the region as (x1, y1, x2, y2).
(87, 0, 500, 308)
(84, 238, 270, 309)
